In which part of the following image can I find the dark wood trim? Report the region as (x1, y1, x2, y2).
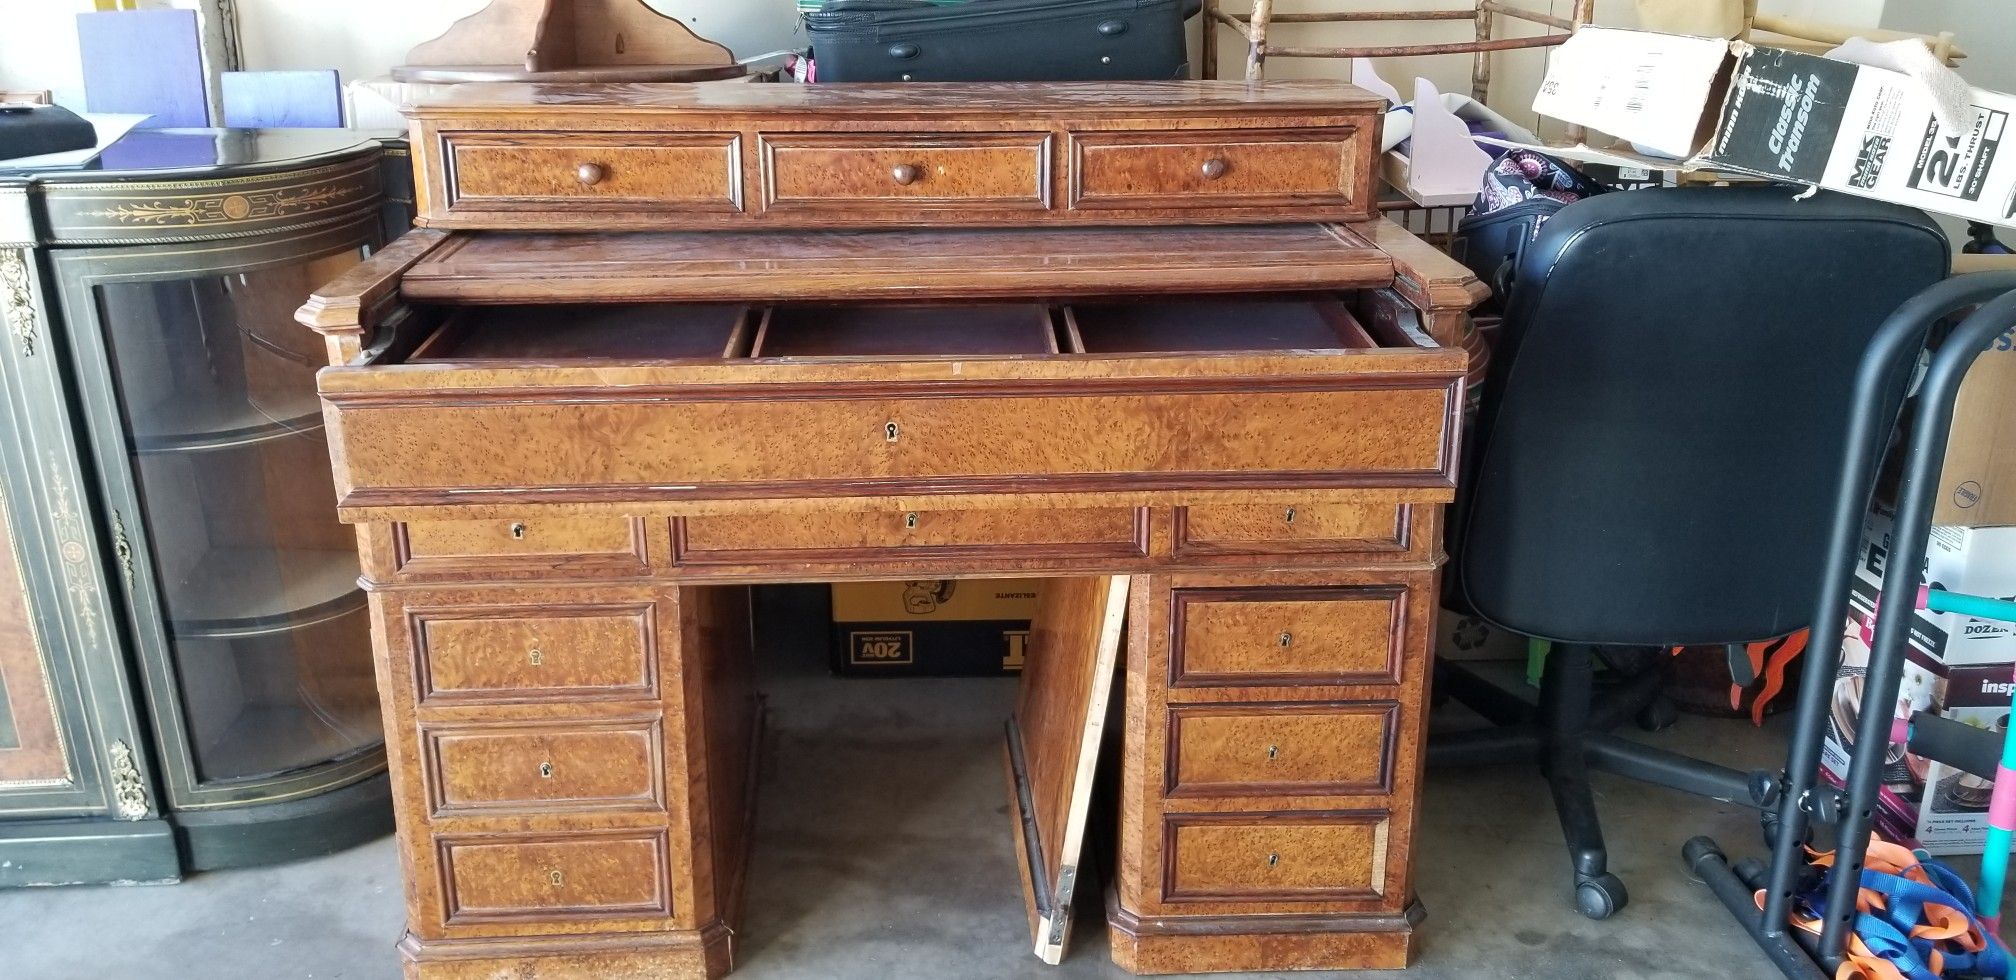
(1163, 700, 1400, 798)
(1168, 584, 1409, 688)
(1105, 889, 1424, 936)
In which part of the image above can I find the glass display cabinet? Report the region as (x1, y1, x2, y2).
(0, 130, 407, 882)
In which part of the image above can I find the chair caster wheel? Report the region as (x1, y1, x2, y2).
(1575, 873, 1628, 920)
(1636, 697, 1680, 733)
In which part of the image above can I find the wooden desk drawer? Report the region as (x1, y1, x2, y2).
(396, 518, 646, 575)
(440, 831, 671, 924)
(413, 605, 656, 704)
(673, 507, 1146, 564)
(760, 133, 1051, 212)
(425, 721, 662, 815)
(1176, 502, 1410, 557)
(1167, 703, 1396, 797)
(442, 133, 743, 214)
(1069, 128, 1367, 213)
(1172, 586, 1408, 688)
(1164, 813, 1388, 902)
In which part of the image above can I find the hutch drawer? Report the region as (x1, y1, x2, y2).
(439, 831, 673, 925)
(758, 133, 1052, 212)
(440, 132, 744, 216)
(1165, 702, 1397, 798)
(672, 506, 1147, 565)
(412, 605, 658, 704)
(1162, 813, 1390, 903)
(1068, 128, 1364, 212)
(424, 720, 664, 815)
(1170, 585, 1411, 689)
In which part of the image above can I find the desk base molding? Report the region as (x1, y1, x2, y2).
(398, 926, 733, 980)
(1105, 899, 1423, 974)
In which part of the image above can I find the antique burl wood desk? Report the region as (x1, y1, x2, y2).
(296, 81, 1486, 979)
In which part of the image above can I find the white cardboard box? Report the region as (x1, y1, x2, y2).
(1520, 27, 2016, 227)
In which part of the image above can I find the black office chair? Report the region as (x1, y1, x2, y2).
(1430, 186, 1950, 920)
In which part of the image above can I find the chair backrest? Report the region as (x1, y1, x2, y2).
(1453, 186, 1949, 646)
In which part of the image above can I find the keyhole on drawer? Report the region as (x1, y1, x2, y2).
(1284, 507, 1297, 524)
(1266, 744, 1278, 761)
(1279, 631, 1293, 648)
(548, 869, 564, 887)
(539, 761, 554, 779)
(904, 512, 919, 530)
(529, 647, 543, 666)
(509, 522, 527, 540)
(885, 421, 900, 443)
(1267, 853, 1280, 868)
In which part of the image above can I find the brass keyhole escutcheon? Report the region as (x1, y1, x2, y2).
(529, 647, 543, 666)
(1284, 507, 1297, 524)
(539, 762, 554, 779)
(509, 522, 527, 540)
(904, 512, 919, 530)
(1278, 631, 1293, 648)
(891, 164, 922, 186)
(1267, 853, 1280, 867)
(1201, 158, 1229, 180)
(548, 869, 564, 886)
(576, 162, 606, 186)
(885, 421, 900, 443)
(1266, 744, 1278, 761)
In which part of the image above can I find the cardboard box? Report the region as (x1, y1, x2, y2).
(1522, 27, 2016, 227)
(1818, 509, 2016, 853)
(1933, 323, 2016, 526)
(829, 579, 1040, 677)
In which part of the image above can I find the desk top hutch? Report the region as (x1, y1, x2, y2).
(299, 80, 1484, 977)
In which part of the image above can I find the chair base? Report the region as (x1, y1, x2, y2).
(1430, 645, 1763, 919)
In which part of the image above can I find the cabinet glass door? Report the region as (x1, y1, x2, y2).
(78, 241, 381, 790)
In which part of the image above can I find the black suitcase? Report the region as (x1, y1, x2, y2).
(806, 0, 1200, 83)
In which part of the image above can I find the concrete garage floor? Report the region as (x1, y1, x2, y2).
(0, 606, 1905, 980)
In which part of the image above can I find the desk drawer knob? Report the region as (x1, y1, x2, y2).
(891, 164, 922, 186)
(576, 163, 606, 186)
(509, 522, 527, 540)
(538, 761, 554, 779)
(1201, 158, 1229, 180)
(1278, 631, 1293, 648)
